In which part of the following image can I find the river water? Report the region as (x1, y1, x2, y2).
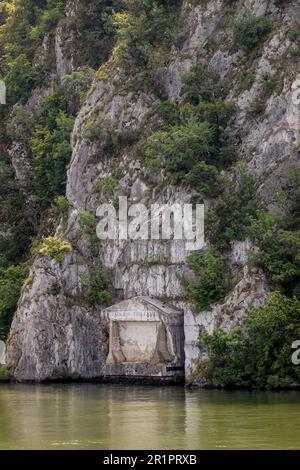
(0, 383, 299, 449)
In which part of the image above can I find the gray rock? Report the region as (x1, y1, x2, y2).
(5, 0, 300, 382)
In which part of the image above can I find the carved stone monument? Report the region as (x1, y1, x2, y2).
(101, 297, 184, 383)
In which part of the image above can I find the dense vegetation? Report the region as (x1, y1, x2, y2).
(232, 15, 272, 53)
(141, 62, 257, 312)
(80, 264, 112, 307)
(141, 64, 236, 195)
(113, 0, 182, 91)
(0, 0, 121, 339)
(249, 168, 300, 299)
(0, 1, 299, 390)
(200, 293, 300, 389)
(0, 263, 28, 339)
(185, 248, 234, 312)
(0, 1, 66, 104)
(199, 169, 300, 388)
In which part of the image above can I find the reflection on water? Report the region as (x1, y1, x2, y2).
(0, 384, 300, 449)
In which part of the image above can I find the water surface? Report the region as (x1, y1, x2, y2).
(0, 384, 299, 449)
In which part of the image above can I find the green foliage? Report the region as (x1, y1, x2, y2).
(62, 68, 95, 113)
(37, 88, 68, 129)
(141, 65, 236, 196)
(77, 212, 97, 233)
(247, 168, 300, 298)
(80, 264, 112, 307)
(185, 248, 233, 312)
(77, 212, 99, 256)
(274, 0, 290, 5)
(51, 195, 69, 218)
(0, 366, 11, 382)
(0, 263, 28, 340)
(33, 236, 71, 263)
(288, 24, 300, 44)
(143, 120, 214, 175)
(1, 85, 75, 277)
(262, 75, 279, 94)
(113, 0, 182, 90)
(207, 168, 259, 250)
(249, 214, 300, 297)
(31, 111, 74, 209)
(0, 153, 34, 264)
(192, 99, 236, 129)
(50, 282, 62, 296)
(200, 293, 300, 389)
(83, 118, 120, 155)
(250, 211, 294, 278)
(155, 101, 181, 126)
(97, 176, 121, 200)
(0, 2, 9, 26)
(198, 165, 300, 313)
(68, 0, 124, 69)
(239, 71, 256, 92)
(6, 104, 35, 141)
(0, 0, 124, 77)
(185, 162, 223, 198)
(288, 24, 300, 56)
(181, 64, 227, 105)
(0, 1, 44, 62)
(248, 96, 266, 116)
(0, 1, 62, 104)
(248, 75, 280, 117)
(233, 15, 272, 53)
(30, 0, 67, 40)
(0, 0, 123, 340)
(5, 54, 37, 104)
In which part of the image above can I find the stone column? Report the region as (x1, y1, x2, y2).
(106, 321, 126, 364)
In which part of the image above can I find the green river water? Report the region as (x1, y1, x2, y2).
(0, 384, 299, 449)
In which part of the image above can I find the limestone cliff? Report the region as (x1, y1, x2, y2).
(3, 0, 300, 382)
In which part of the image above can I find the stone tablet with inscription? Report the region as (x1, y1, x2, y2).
(102, 296, 184, 383)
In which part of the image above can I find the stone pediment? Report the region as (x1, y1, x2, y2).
(103, 296, 183, 324)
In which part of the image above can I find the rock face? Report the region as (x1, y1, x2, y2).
(5, 0, 300, 382)
(183, 241, 270, 380)
(7, 256, 108, 381)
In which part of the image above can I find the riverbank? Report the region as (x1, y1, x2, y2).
(1, 376, 300, 391)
